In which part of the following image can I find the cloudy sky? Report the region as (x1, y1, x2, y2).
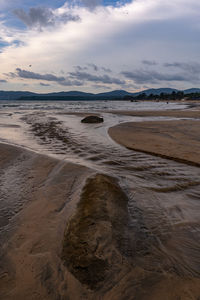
(0, 0, 200, 93)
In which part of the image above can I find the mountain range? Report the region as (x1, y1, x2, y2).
(0, 88, 200, 100)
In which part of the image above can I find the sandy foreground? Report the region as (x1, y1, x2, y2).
(0, 143, 96, 300)
(1, 106, 200, 299)
(1, 143, 200, 300)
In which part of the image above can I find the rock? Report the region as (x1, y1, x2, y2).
(62, 174, 129, 290)
(81, 115, 104, 123)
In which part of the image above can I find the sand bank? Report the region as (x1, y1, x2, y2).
(109, 119, 200, 166)
(106, 108, 200, 119)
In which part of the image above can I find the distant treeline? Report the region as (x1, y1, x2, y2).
(19, 92, 200, 101)
(19, 95, 93, 101)
(18, 95, 122, 101)
(124, 91, 200, 101)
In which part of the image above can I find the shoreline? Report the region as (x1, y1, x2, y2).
(104, 108, 200, 119)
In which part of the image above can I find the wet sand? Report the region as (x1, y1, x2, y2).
(0, 143, 95, 299)
(1, 143, 200, 299)
(105, 108, 200, 119)
(1, 106, 200, 299)
(109, 119, 200, 166)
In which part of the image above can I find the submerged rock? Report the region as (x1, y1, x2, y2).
(81, 115, 104, 123)
(62, 174, 129, 290)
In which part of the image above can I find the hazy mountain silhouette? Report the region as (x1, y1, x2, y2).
(0, 88, 198, 100)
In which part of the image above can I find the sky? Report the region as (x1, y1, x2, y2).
(0, 0, 200, 93)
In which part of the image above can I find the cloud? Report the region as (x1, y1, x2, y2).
(14, 7, 80, 30)
(101, 67, 112, 73)
(59, 79, 83, 86)
(121, 69, 192, 84)
(92, 84, 111, 89)
(69, 70, 125, 84)
(142, 60, 158, 66)
(1, 0, 200, 92)
(75, 65, 88, 71)
(164, 62, 200, 73)
(87, 63, 98, 71)
(80, 0, 102, 9)
(12, 68, 83, 86)
(40, 82, 51, 86)
(79, 64, 111, 73)
(15, 68, 66, 82)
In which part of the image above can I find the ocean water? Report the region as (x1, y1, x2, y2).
(0, 99, 188, 111)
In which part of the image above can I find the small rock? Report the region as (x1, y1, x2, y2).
(81, 115, 104, 123)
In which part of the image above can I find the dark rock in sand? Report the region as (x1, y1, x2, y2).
(62, 174, 129, 290)
(81, 115, 104, 123)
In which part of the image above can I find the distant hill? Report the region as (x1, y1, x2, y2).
(0, 91, 36, 100)
(96, 90, 131, 97)
(45, 91, 94, 97)
(132, 88, 178, 96)
(0, 88, 199, 100)
(0, 89, 132, 101)
(183, 88, 200, 94)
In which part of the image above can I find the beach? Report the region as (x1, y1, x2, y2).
(109, 119, 200, 166)
(0, 101, 200, 299)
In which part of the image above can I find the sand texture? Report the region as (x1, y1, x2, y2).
(109, 120, 200, 166)
(0, 143, 94, 299)
(106, 108, 200, 119)
(0, 140, 200, 299)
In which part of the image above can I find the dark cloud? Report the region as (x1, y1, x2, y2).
(164, 62, 200, 73)
(142, 60, 158, 66)
(5, 72, 16, 78)
(40, 82, 51, 86)
(12, 68, 83, 86)
(59, 80, 83, 86)
(101, 67, 112, 73)
(121, 69, 191, 84)
(0, 79, 7, 83)
(92, 84, 111, 90)
(164, 62, 183, 68)
(78, 64, 112, 73)
(88, 63, 98, 71)
(81, 0, 102, 9)
(15, 68, 66, 82)
(14, 7, 80, 30)
(69, 71, 125, 85)
(10, 67, 124, 87)
(75, 65, 88, 71)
